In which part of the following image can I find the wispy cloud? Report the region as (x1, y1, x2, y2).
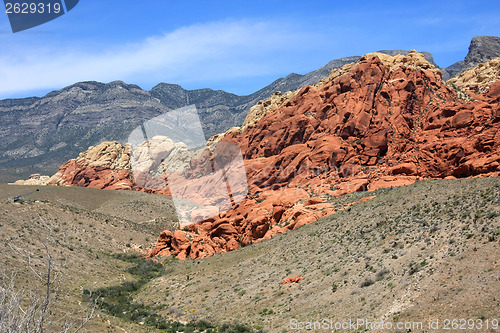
(0, 20, 319, 98)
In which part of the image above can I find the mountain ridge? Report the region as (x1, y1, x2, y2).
(1, 38, 499, 182)
(442, 35, 500, 80)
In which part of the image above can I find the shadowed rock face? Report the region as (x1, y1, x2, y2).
(464, 36, 500, 68)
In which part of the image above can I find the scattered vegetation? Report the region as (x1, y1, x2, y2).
(0, 241, 95, 333)
(83, 254, 254, 332)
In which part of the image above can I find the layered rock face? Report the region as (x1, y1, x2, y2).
(49, 51, 500, 260)
(216, 51, 499, 195)
(149, 51, 500, 259)
(0, 48, 439, 182)
(464, 36, 500, 69)
(2, 37, 494, 182)
(48, 142, 133, 190)
(47, 137, 201, 193)
(241, 62, 357, 132)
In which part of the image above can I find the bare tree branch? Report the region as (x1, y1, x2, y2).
(1, 216, 96, 333)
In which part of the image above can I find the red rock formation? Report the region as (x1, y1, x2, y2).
(48, 51, 500, 260)
(149, 52, 500, 259)
(48, 142, 133, 190)
(226, 53, 499, 187)
(282, 276, 303, 284)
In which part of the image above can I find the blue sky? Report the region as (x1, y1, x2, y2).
(0, 0, 499, 99)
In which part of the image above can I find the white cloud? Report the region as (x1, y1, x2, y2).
(0, 20, 319, 98)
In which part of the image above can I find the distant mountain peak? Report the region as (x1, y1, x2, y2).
(442, 35, 500, 80)
(464, 36, 500, 67)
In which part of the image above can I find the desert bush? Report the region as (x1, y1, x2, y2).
(376, 268, 390, 280)
(360, 277, 374, 288)
(219, 323, 254, 333)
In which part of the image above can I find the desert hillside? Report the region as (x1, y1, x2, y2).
(0, 184, 175, 332)
(2, 177, 498, 332)
(137, 177, 500, 331)
(0, 184, 259, 332)
(5, 40, 500, 333)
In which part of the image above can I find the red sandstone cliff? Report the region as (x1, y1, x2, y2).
(149, 52, 500, 259)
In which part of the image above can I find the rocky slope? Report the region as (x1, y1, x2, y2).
(241, 62, 357, 131)
(48, 141, 133, 190)
(0, 81, 170, 182)
(3, 177, 498, 332)
(148, 51, 500, 259)
(464, 36, 500, 68)
(442, 36, 500, 80)
(447, 57, 500, 94)
(137, 177, 500, 331)
(241, 51, 436, 106)
(0, 50, 435, 182)
(48, 50, 500, 259)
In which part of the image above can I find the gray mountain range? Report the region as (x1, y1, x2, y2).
(0, 36, 498, 182)
(441, 36, 500, 80)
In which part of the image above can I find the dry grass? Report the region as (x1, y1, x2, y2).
(0, 177, 499, 332)
(0, 184, 175, 332)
